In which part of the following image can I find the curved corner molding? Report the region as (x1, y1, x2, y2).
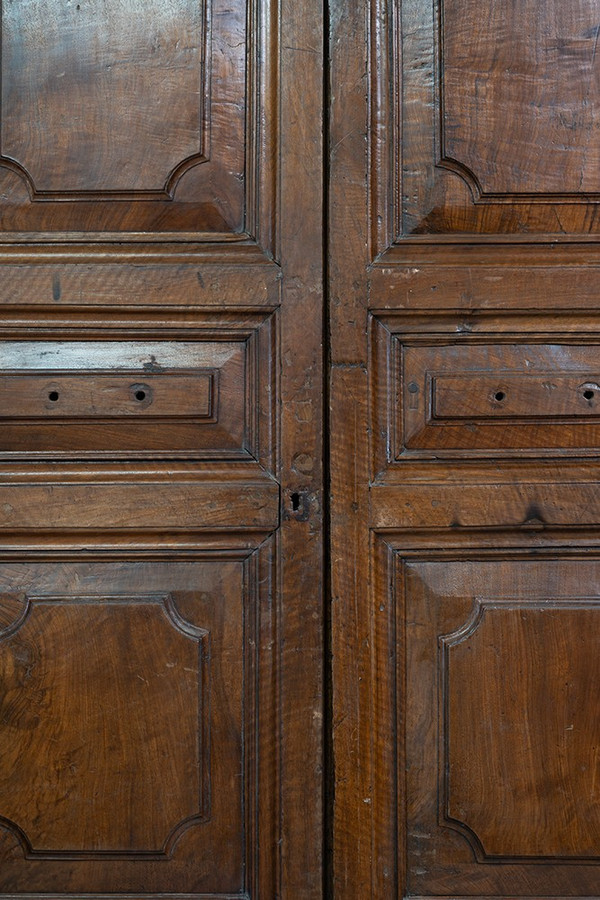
(438, 599, 490, 861)
(0, 808, 212, 862)
(0, 153, 209, 203)
(0, 593, 211, 859)
(440, 598, 600, 864)
(437, 0, 600, 205)
(435, 156, 486, 203)
(0, 0, 210, 201)
(436, 155, 600, 206)
(0, 593, 31, 640)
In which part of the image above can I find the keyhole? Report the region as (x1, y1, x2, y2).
(584, 389, 595, 401)
(48, 391, 59, 402)
(494, 390, 506, 402)
(291, 492, 300, 511)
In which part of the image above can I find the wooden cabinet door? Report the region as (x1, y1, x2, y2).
(330, 0, 600, 897)
(0, 2, 323, 898)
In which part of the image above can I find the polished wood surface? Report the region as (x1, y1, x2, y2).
(0, 0, 323, 897)
(0, 0, 245, 233)
(330, 0, 600, 897)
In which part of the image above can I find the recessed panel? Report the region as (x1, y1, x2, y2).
(401, 555, 600, 894)
(2, 0, 206, 196)
(0, 0, 248, 233)
(444, 600, 600, 860)
(0, 341, 245, 456)
(400, 342, 600, 457)
(0, 372, 214, 419)
(0, 593, 209, 857)
(0, 554, 271, 895)
(442, 0, 600, 197)
(392, 0, 600, 235)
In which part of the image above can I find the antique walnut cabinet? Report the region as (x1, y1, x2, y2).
(330, 0, 600, 898)
(0, 0, 323, 899)
(2, 0, 600, 898)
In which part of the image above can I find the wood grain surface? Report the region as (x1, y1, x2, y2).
(0, 0, 324, 896)
(330, 0, 600, 897)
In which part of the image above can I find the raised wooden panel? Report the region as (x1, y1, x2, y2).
(441, 1, 600, 198)
(402, 343, 600, 454)
(394, 552, 600, 895)
(376, 0, 600, 240)
(0, 592, 209, 858)
(0, 0, 267, 238)
(0, 314, 277, 463)
(371, 313, 600, 471)
(443, 599, 600, 861)
(0, 341, 238, 455)
(2, 0, 208, 197)
(0, 371, 214, 419)
(0, 547, 277, 895)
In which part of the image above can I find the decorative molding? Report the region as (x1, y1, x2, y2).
(436, 0, 600, 205)
(434, 156, 600, 206)
(0, 894, 250, 900)
(0, 0, 280, 252)
(375, 0, 600, 242)
(0, 154, 210, 205)
(0, 369, 217, 422)
(0, 592, 210, 860)
(0, 0, 210, 201)
(369, 310, 600, 475)
(0, 543, 279, 894)
(375, 543, 600, 893)
(0, 314, 277, 469)
(440, 598, 600, 864)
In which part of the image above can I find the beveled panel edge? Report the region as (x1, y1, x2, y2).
(0, 0, 279, 254)
(370, 0, 600, 252)
(368, 0, 399, 257)
(0, 310, 278, 339)
(0, 314, 278, 468)
(0, 540, 278, 896)
(0, 0, 209, 202)
(439, 596, 600, 866)
(369, 310, 600, 477)
(0, 594, 210, 862)
(0, 239, 281, 263)
(375, 537, 600, 898)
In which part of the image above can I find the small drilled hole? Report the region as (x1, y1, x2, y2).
(584, 389, 595, 400)
(135, 390, 146, 401)
(494, 391, 506, 402)
(48, 391, 59, 402)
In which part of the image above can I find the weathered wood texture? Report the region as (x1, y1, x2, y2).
(0, 0, 323, 897)
(330, 0, 600, 897)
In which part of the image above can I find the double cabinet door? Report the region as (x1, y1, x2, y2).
(0, 1, 323, 899)
(1, 0, 600, 898)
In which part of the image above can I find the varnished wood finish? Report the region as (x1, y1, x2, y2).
(0, 552, 264, 893)
(0, 0, 323, 897)
(331, 0, 600, 897)
(0, 0, 246, 234)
